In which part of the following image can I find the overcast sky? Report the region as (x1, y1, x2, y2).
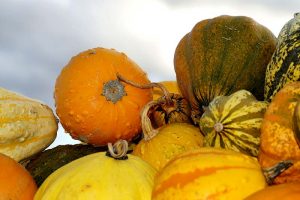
(1, 0, 299, 147)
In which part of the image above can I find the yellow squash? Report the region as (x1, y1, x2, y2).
(0, 87, 57, 161)
(132, 100, 203, 171)
(34, 140, 157, 200)
(152, 147, 267, 200)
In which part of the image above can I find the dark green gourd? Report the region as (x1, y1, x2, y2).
(174, 15, 276, 123)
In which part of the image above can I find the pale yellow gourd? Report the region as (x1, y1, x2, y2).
(34, 140, 157, 200)
(0, 87, 58, 161)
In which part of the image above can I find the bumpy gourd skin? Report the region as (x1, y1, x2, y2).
(174, 15, 276, 121)
(264, 13, 300, 102)
(259, 82, 300, 184)
(54, 48, 152, 146)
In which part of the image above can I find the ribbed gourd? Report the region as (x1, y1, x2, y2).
(0, 87, 58, 161)
(174, 15, 276, 122)
(264, 13, 300, 102)
(199, 90, 268, 157)
(34, 140, 157, 200)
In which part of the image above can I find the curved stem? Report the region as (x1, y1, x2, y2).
(117, 73, 173, 105)
(107, 140, 128, 160)
(140, 100, 163, 141)
(262, 160, 293, 185)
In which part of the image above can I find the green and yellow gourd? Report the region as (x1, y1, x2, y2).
(264, 13, 300, 102)
(174, 15, 276, 122)
(199, 90, 268, 157)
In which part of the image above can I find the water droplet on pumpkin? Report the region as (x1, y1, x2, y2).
(68, 111, 74, 116)
(82, 110, 89, 116)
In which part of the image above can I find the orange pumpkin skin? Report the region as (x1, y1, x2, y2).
(259, 81, 300, 184)
(244, 182, 300, 200)
(54, 48, 152, 146)
(153, 81, 181, 100)
(0, 153, 37, 200)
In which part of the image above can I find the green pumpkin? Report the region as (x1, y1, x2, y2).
(264, 13, 300, 102)
(199, 90, 268, 157)
(174, 15, 276, 122)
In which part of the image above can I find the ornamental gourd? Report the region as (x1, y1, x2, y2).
(34, 140, 157, 200)
(152, 147, 268, 200)
(54, 47, 152, 146)
(259, 81, 300, 184)
(264, 13, 300, 102)
(0, 87, 58, 161)
(0, 153, 37, 200)
(132, 100, 203, 171)
(244, 182, 300, 200)
(174, 15, 276, 122)
(199, 90, 268, 157)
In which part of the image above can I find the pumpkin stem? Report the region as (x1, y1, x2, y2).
(106, 140, 129, 160)
(262, 160, 293, 185)
(117, 73, 173, 105)
(141, 100, 160, 141)
(214, 122, 224, 132)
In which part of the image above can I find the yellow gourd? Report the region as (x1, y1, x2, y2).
(34, 140, 157, 200)
(152, 147, 267, 200)
(132, 100, 203, 171)
(0, 87, 58, 161)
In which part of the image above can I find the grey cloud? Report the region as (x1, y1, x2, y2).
(162, 0, 300, 14)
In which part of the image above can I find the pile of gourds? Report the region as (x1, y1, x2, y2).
(1, 13, 300, 200)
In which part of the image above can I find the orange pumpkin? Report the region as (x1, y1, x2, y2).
(0, 153, 37, 200)
(244, 181, 300, 200)
(54, 47, 152, 146)
(259, 81, 300, 184)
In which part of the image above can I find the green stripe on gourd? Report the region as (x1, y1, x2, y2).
(264, 13, 300, 102)
(199, 90, 268, 157)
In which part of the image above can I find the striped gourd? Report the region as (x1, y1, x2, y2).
(0, 87, 58, 161)
(199, 90, 268, 157)
(152, 147, 267, 200)
(174, 15, 276, 122)
(264, 13, 300, 102)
